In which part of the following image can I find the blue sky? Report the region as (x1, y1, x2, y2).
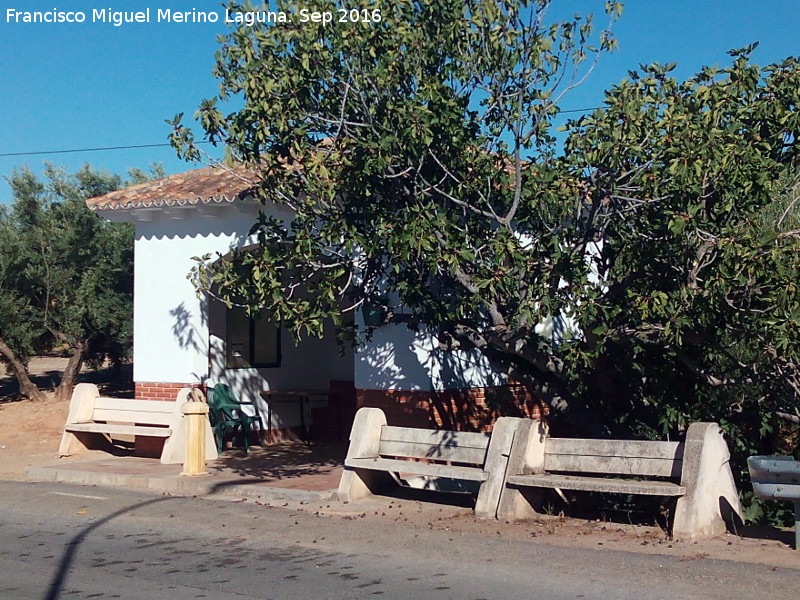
(1, 0, 799, 203)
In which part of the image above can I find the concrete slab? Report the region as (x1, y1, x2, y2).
(27, 442, 346, 503)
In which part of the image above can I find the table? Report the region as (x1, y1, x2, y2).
(259, 390, 330, 444)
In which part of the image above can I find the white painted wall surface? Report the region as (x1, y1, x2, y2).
(129, 202, 353, 431)
(132, 203, 275, 385)
(354, 323, 506, 391)
(116, 198, 502, 435)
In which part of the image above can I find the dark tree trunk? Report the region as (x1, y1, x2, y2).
(506, 365, 623, 438)
(479, 348, 624, 438)
(0, 336, 47, 402)
(55, 342, 86, 403)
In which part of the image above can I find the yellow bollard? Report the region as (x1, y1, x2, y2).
(180, 401, 210, 476)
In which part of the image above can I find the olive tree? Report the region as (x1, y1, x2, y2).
(0, 164, 138, 401)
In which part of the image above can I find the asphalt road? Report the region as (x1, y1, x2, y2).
(0, 480, 797, 600)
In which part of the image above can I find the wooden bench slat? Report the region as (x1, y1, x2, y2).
(544, 454, 683, 478)
(507, 473, 686, 496)
(378, 425, 490, 464)
(346, 457, 489, 481)
(546, 438, 684, 460)
(66, 423, 173, 437)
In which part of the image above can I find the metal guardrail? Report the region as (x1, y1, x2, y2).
(747, 455, 800, 549)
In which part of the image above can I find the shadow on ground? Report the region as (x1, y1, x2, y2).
(205, 442, 474, 507)
(0, 361, 133, 402)
(737, 524, 796, 547)
(210, 442, 346, 481)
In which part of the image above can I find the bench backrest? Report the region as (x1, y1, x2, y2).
(378, 425, 491, 466)
(544, 438, 685, 479)
(91, 397, 177, 427)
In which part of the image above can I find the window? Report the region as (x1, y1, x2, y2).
(225, 306, 281, 369)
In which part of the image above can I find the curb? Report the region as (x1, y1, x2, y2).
(207, 482, 337, 503)
(27, 464, 338, 503)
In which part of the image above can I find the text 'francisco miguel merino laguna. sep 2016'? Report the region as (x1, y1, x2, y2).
(4, 7, 383, 27)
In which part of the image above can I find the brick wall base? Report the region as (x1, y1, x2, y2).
(135, 436, 166, 459)
(133, 381, 201, 457)
(132, 380, 541, 444)
(355, 383, 548, 432)
(135, 381, 200, 402)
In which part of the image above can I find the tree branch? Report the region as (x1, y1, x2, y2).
(776, 411, 800, 425)
(674, 347, 755, 387)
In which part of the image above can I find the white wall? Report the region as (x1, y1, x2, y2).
(354, 323, 506, 392)
(132, 203, 274, 385)
(130, 202, 353, 424)
(124, 198, 502, 430)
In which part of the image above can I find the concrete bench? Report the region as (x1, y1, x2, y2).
(497, 419, 742, 540)
(338, 407, 521, 518)
(58, 383, 217, 464)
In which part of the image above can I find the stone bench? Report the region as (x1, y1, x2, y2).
(58, 383, 217, 464)
(497, 419, 742, 539)
(338, 407, 521, 518)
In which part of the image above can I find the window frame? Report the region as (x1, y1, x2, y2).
(225, 306, 282, 369)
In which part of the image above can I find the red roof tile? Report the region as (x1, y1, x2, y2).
(86, 164, 257, 211)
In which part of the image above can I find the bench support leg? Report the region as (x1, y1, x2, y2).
(58, 432, 84, 457)
(340, 468, 396, 501)
(58, 384, 100, 457)
(497, 419, 549, 520)
(475, 417, 521, 519)
(673, 422, 743, 540)
(338, 408, 390, 502)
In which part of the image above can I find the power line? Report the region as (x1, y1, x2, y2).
(0, 141, 211, 159)
(0, 109, 601, 159)
(560, 107, 600, 113)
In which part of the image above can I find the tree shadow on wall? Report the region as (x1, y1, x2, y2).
(427, 350, 546, 432)
(169, 300, 207, 354)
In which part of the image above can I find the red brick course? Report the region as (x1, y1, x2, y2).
(133, 382, 204, 456)
(135, 382, 201, 402)
(355, 384, 547, 432)
(133, 380, 545, 444)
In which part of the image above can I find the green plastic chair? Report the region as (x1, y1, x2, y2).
(207, 384, 264, 454)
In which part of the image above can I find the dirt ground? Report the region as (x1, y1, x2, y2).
(1, 358, 799, 570)
(0, 357, 130, 479)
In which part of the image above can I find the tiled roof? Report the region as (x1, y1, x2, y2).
(86, 164, 257, 211)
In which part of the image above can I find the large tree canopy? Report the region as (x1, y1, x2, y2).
(174, 0, 622, 423)
(0, 164, 144, 401)
(172, 0, 800, 467)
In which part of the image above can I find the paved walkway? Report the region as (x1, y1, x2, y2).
(29, 442, 348, 503)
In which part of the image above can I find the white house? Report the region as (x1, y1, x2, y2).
(87, 164, 544, 441)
